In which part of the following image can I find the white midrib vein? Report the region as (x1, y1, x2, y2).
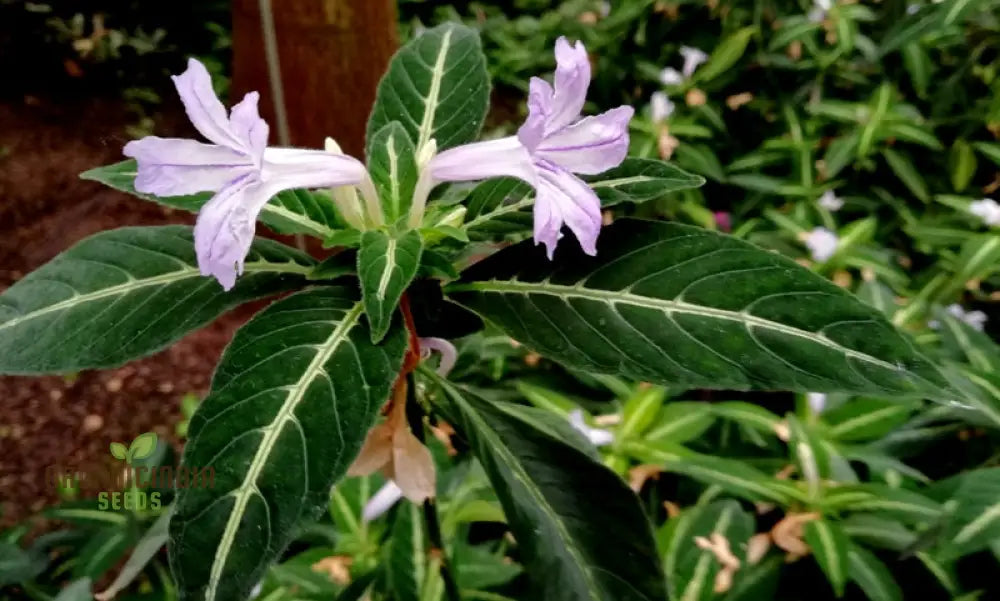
(376, 239, 398, 301)
(206, 302, 363, 601)
(0, 261, 312, 333)
(416, 28, 453, 152)
(813, 522, 843, 586)
(680, 506, 734, 601)
(386, 136, 400, 216)
(453, 279, 902, 372)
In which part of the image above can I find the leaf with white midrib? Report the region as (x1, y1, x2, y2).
(366, 23, 489, 155)
(0, 226, 313, 375)
(358, 230, 423, 343)
(425, 369, 666, 601)
(368, 122, 418, 222)
(168, 287, 407, 601)
(448, 219, 953, 398)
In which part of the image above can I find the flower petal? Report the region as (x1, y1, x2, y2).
(428, 136, 537, 185)
(548, 37, 591, 132)
(680, 46, 708, 78)
(659, 67, 684, 86)
(362, 481, 404, 522)
(517, 77, 553, 151)
(535, 106, 634, 175)
(534, 161, 602, 257)
(172, 58, 244, 150)
(193, 174, 263, 290)
(229, 91, 269, 163)
(391, 430, 436, 503)
(260, 147, 368, 189)
(123, 136, 252, 196)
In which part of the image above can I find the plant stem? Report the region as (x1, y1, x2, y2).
(406, 372, 462, 601)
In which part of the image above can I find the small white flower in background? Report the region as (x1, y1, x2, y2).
(249, 582, 263, 600)
(803, 227, 838, 262)
(947, 303, 988, 331)
(568, 409, 615, 446)
(906, 4, 920, 14)
(808, 0, 833, 21)
(680, 46, 708, 78)
(818, 189, 843, 211)
(969, 198, 1000, 226)
(650, 92, 675, 123)
(806, 392, 827, 414)
(659, 67, 684, 86)
(599, 1, 611, 17)
(362, 481, 405, 522)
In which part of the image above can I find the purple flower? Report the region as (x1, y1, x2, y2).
(424, 38, 634, 258)
(124, 59, 371, 290)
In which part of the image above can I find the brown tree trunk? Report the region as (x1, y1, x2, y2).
(231, 0, 398, 157)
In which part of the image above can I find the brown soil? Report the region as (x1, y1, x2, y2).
(0, 96, 264, 526)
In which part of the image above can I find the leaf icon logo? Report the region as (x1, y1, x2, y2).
(109, 432, 158, 464)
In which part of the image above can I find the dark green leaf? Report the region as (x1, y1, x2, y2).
(169, 287, 408, 601)
(387, 502, 425, 601)
(367, 24, 489, 154)
(693, 27, 756, 84)
(948, 139, 978, 192)
(665, 501, 754, 601)
(584, 158, 705, 206)
(447, 219, 952, 398)
(95, 511, 170, 601)
(803, 519, 850, 596)
(0, 226, 313, 375)
(848, 545, 902, 601)
(882, 149, 929, 202)
(358, 229, 424, 343)
(0, 542, 47, 586)
(368, 122, 418, 222)
(426, 372, 666, 601)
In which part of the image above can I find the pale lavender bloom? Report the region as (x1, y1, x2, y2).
(659, 67, 684, 86)
(362, 481, 404, 522)
(419, 337, 457, 376)
(568, 409, 615, 446)
(680, 46, 708, 78)
(969, 198, 1000, 226)
(650, 92, 675, 123)
(947, 304, 988, 331)
(804, 226, 838, 262)
(806, 392, 827, 414)
(809, 0, 833, 21)
(426, 38, 633, 257)
(124, 58, 370, 290)
(818, 189, 843, 211)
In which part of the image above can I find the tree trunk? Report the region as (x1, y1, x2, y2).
(232, 0, 398, 157)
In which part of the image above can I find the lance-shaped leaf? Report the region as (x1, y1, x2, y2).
(358, 230, 423, 343)
(803, 519, 850, 597)
(386, 501, 426, 601)
(368, 122, 419, 222)
(447, 219, 952, 399)
(168, 287, 408, 601)
(0, 226, 313, 375)
(82, 161, 341, 238)
(424, 370, 666, 601)
(366, 23, 489, 154)
(664, 501, 754, 601)
(463, 160, 704, 238)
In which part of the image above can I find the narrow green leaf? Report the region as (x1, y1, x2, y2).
(644, 402, 715, 445)
(847, 545, 902, 601)
(940, 467, 1000, 557)
(722, 556, 782, 601)
(75, 527, 133, 579)
(368, 122, 418, 222)
(81, 161, 341, 238)
(973, 141, 1000, 167)
(820, 484, 942, 523)
(358, 230, 424, 343)
(882, 149, 929, 202)
(949, 139, 978, 192)
(804, 519, 850, 596)
(95, 511, 170, 601)
(387, 502, 425, 601)
(169, 287, 408, 601)
(841, 514, 918, 552)
(447, 219, 953, 399)
(465, 178, 532, 221)
(901, 43, 931, 96)
(674, 144, 727, 182)
(858, 84, 892, 157)
(882, 122, 942, 150)
(426, 371, 666, 601)
(0, 226, 313, 375)
(824, 398, 913, 442)
(367, 23, 489, 154)
(693, 27, 755, 84)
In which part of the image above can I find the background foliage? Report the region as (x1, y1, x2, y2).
(4, 1, 1000, 601)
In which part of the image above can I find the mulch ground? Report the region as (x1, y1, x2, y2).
(0, 95, 265, 527)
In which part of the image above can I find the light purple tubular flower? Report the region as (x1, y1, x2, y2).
(427, 38, 634, 258)
(123, 58, 368, 290)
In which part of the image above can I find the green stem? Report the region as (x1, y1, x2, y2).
(406, 372, 463, 601)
